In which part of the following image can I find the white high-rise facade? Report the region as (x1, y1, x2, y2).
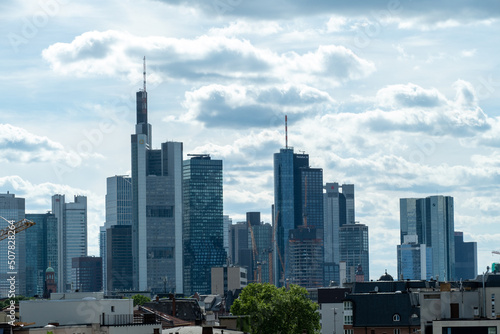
(52, 194, 87, 292)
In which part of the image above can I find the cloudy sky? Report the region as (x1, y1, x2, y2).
(1, 0, 499, 279)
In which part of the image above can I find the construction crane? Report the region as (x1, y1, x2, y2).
(0, 217, 36, 241)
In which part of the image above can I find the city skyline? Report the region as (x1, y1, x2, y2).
(1, 0, 499, 279)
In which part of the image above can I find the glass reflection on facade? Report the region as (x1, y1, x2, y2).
(183, 155, 226, 295)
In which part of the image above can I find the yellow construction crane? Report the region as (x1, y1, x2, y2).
(0, 217, 36, 241)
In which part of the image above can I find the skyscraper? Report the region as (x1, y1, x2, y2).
(0, 192, 25, 297)
(52, 194, 87, 292)
(273, 147, 309, 287)
(454, 231, 477, 281)
(323, 183, 356, 285)
(339, 223, 369, 282)
(399, 195, 455, 281)
(130, 61, 183, 293)
(183, 154, 226, 295)
(106, 225, 133, 291)
(102, 175, 132, 292)
(25, 212, 58, 297)
(72, 256, 102, 292)
(397, 234, 432, 280)
(287, 167, 324, 288)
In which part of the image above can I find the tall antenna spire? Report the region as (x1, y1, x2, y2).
(143, 56, 146, 92)
(285, 115, 288, 149)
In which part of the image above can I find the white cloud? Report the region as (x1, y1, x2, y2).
(42, 30, 375, 87)
(0, 123, 98, 166)
(208, 20, 282, 36)
(326, 16, 347, 32)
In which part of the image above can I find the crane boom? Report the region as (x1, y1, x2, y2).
(0, 218, 36, 241)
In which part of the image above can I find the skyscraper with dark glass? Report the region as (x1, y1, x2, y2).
(399, 195, 455, 281)
(454, 231, 477, 281)
(129, 61, 183, 293)
(340, 223, 369, 283)
(183, 154, 226, 295)
(25, 212, 58, 297)
(0, 192, 25, 297)
(273, 148, 310, 287)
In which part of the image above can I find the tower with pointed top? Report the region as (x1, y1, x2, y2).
(130, 58, 183, 293)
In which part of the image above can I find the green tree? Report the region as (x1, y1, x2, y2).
(230, 283, 320, 334)
(132, 294, 151, 306)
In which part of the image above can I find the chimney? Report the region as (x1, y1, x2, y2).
(172, 295, 176, 317)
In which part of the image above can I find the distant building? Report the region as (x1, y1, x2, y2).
(102, 175, 132, 292)
(106, 225, 133, 291)
(25, 212, 58, 297)
(454, 231, 477, 281)
(400, 196, 455, 281)
(52, 194, 87, 292)
(397, 234, 433, 280)
(340, 223, 369, 282)
(288, 226, 323, 288)
(273, 147, 309, 287)
(183, 155, 226, 295)
(130, 73, 184, 293)
(0, 192, 26, 297)
(44, 266, 57, 298)
(211, 266, 247, 296)
(323, 183, 351, 285)
(72, 256, 102, 292)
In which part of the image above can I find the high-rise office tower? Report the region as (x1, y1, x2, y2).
(25, 212, 58, 297)
(106, 225, 133, 291)
(0, 192, 26, 297)
(102, 175, 132, 292)
(339, 223, 369, 282)
(229, 222, 250, 267)
(223, 215, 232, 263)
(52, 194, 87, 292)
(72, 256, 102, 292)
(397, 235, 432, 280)
(323, 183, 355, 285)
(183, 154, 226, 295)
(273, 147, 309, 287)
(130, 61, 183, 293)
(454, 231, 477, 280)
(399, 196, 455, 281)
(287, 167, 324, 288)
(248, 212, 272, 284)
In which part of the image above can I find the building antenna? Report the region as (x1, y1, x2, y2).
(143, 56, 146, 92)
(285, 115, 288, 149)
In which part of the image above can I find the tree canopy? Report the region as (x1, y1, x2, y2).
(132, 294, 151, 306)
(230, 283, 320, 334)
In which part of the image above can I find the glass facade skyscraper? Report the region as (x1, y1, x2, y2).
(454, 231, 477, 280)
(397, 234, 433, 280)
(399, 195, 455, 281)
(273, 148, 310, 287)
(0, 192, 25, 297)
(340, 223, 369, 283)
(25, 213, 58, 297)
(106, 225, 133, 291)
(183, 155, 226, 295)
